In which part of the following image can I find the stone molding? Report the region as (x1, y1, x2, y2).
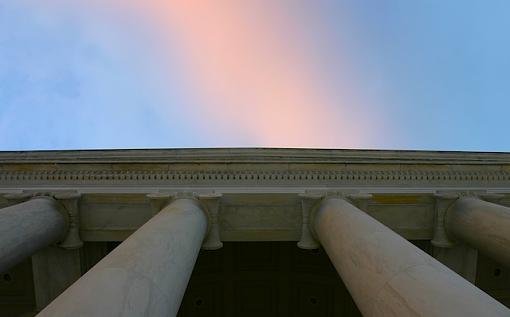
(1, 148, 510, 164)
(53, 192, 83, 250)
(1, 168, 510, 187)
(1, 149, 510, 189)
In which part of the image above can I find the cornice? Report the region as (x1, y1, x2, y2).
(1, 148, 510, 164)
(1, 166, 509, 188)
(1, 149, 510, 189)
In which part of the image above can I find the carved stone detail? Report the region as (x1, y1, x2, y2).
(1, 168, 510, 187)
(431, 193, 458, 248)
(54, 192, 83, 249)
(480, 193, 506, 204)
(2, 191, 81, 249)
(2, 192, 32, 205)
(297, 193, 322, 250)
(146, 193, 171, 216)
(199, 194, 223, 250)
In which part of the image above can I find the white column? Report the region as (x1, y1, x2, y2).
(313, 197, 509, 317)
(447, 197, 510, 267)
(30, 193, 83, 312)
(432, 194, 477, 283)
(37, 197, 208, 317)
(0, 196, 68, 273)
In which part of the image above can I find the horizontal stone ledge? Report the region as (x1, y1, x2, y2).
(1, 167, 510, 186)
(1, 188, 510, 196)
(79, 228, 431, 242)
(2, 148, 510, 164)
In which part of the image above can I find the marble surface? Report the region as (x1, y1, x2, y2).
(314, 197, 510, 317)
(37, 198, 207, 317)
(0, 197, 67, 273)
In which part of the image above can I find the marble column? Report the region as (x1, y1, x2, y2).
(29, 193, 83, 312)
(313, 197, 509, 317)
(0, 196, 68, 273)
(431, 194, 478, 283)
(37, 197, 208, 317)
(447, 197, 510, 267)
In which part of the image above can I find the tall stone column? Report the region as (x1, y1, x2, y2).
(447, 196, 510, 267)
(0, 196, 68, 273)
(32, 193, 83, 311)
(431, 194, 478, 283)
(37, 197, 208, 317)
(313, 197, 509, 317)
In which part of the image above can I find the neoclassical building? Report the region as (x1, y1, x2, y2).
(1, 148, 510, 316)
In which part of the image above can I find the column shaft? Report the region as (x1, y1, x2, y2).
(314, 197, 509, 317)
(432, 244, 478, 283)
(32, 247, 82, 311)
(447, 197, 510, 266)
(37, 198, 208, 317)
(0, 197, 67, 273)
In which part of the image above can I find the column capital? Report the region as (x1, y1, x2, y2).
(53, 192, 81, 200)
(54, 192, 82, 250)
(480, 193, 506, 204)
(433, 192, 459, 200)
(2, 192, 32, 204)
(147, 192, 221, 249)
(198, 193, 223, 250)
(431, 192, 457, 248)
(434, 191, 506, 205)
(172, 191, 200, 200)
(298, 191, 325, 200)
(434, 190, 493, 200)
(297, 192, 322, 249)
(146, 193, 172, 216)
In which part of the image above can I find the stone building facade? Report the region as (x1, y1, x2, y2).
(1, 148, 510, 316)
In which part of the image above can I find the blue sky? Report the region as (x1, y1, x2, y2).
(0, 1, 509, 151)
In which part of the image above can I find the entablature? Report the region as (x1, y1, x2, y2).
(1, 148, 510, 244)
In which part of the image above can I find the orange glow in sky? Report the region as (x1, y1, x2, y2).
(114, 1, 379, 147)
(3, 1, 509, 151)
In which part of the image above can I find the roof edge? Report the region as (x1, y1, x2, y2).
(0, 148, 509, 165)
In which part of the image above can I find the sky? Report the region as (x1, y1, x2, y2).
(0, 1, 509, 151)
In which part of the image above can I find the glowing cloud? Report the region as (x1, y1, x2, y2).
(13, 1, 386, 148)
(115, 1, 381, 148)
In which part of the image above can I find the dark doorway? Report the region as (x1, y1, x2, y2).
(178, 242, 361, 317)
